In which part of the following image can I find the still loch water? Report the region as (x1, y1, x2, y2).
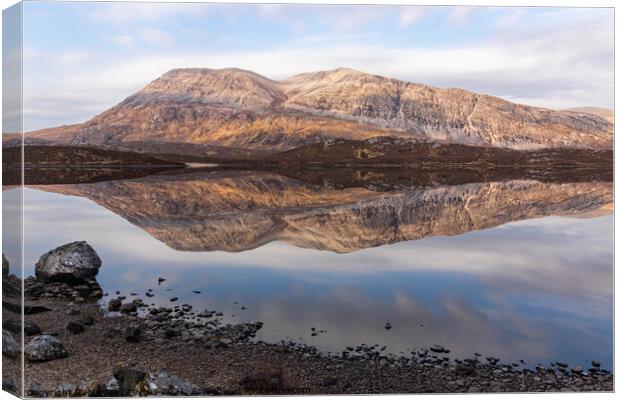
(7, 170, 613, 370)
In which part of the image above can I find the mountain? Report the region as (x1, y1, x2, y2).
(562, 107, 614, 124)
(27, 67, 613, 156)
(31, 171, 613, 253)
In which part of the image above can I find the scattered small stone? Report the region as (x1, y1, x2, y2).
(4, 319, 41, 335)
(2, 377, 17, 394)
(170, 297, 178, 302)
(124, 326, 141, 343)
(119, 303, 137, 314)
(23, 304, 53, 315)
(67, 322, 85, 334)
(321, 377, 338, 387)
(78, 316, 96, 326)
(384, 322, 392, 330)
(164, 328, 179, 338)
(108, 298, 122, 311)
(240, 371, 283, 393)
(140, 370, 199, 396)
(2, 330, 19, 358)
(112, 366, 147, 396)
(430, 345, 448, 353)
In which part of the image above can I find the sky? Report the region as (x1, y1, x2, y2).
(18, 2, 615, 131)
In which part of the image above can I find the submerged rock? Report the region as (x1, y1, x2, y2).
(2, 330, 20, 358)
(25, 335, 68, 361)
(35, 241, 101, 283)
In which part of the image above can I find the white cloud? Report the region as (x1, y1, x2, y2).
(136, 28, 175, 46)
(257, 4, 387, 33)
(447, 6, 478, 25)
(54, 51, 93, 65)
(398, 6, 430, 28)
(87, 2, 209, 26)
(112, 34, 135, 47)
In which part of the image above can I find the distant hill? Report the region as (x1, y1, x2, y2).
(27, 67, 613, 156)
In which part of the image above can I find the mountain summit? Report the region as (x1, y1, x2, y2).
(29, 67, 613, 155)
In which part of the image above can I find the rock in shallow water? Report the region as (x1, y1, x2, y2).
(120, 302, 137, 314)
(108, 298, 122, 311)
(25, 335, 68, 361)
(2, 330, 20, 358)
(35, 241, 101, 283)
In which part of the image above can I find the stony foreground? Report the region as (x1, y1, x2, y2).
(3, 294, 613, 396)
(1, 243, 613, 396)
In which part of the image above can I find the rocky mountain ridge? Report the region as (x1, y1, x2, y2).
(28, 67, 613, 155)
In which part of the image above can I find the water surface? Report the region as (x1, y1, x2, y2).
(17, 170, 613, 370)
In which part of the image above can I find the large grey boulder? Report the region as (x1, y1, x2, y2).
(35, 241, 101, 283)
(25, 335, 68, 361)
(2, 330, 19, 358)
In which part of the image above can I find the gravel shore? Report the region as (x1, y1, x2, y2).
(3, 285, 612, 396)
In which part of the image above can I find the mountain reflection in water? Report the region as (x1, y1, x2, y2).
(29, 169, 612, 253)
(14, 168, 613, 370)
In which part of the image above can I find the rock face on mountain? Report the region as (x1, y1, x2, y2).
(562, 107, 614, 124)
(32, 171, 613, 254)
(28, 68, 613, 154)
